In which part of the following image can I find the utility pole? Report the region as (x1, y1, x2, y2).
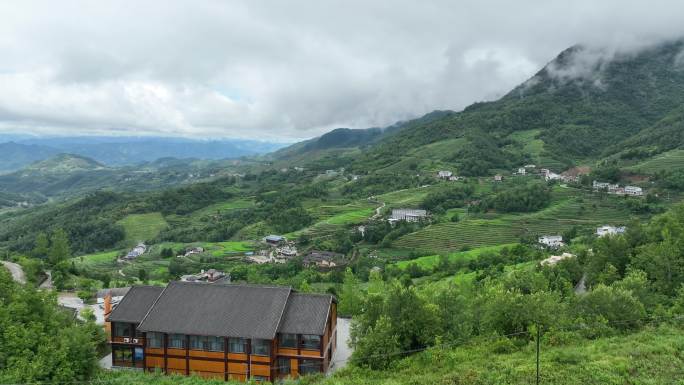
(536, 325, 541, 385)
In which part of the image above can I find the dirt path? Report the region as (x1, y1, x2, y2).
(371, 201, 386, 220)
(1, 261, 26, 284)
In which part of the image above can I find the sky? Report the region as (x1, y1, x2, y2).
(1, 1, 684, 141)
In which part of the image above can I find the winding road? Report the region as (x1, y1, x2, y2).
(1, 261, 26, 284)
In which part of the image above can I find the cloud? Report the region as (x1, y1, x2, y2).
(1, 0, 684, 139)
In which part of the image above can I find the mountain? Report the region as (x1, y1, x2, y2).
(274, 40, 684, 177)
(22, 153, 106, 174)
(0, 142, 60, 173)
(14, 136, 288, 165)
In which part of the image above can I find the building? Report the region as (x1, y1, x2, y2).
(389, 209, 428, 223)
(560, 166, 590, 183)
(540, 253, 576, 266)
(494, 174, 503, 182)
(303, 251, 344, 269)
(125, 243, 147, 260)
(538, 235, 564, 248)
(264, 235, 286, 245)
(449, 176, 463, 182)
(593, 180, 620, 193)
(107, 282, 337, 382)
(180, 269, 230, 283)
(541, 168, 561, 181)
(517, 167, 526, 175)
(437, 170, 453, 179)
(596, 225, 627, 237)
(184, 247, 205, 257)
(624, 186, 644, 196)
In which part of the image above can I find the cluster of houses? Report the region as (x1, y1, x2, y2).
(123, 243, 147, 260)
(180, 268, 230, 284)
(177, 246, 204, 258)
(592, 181, 644, 196)
(245, 235, 346, 270)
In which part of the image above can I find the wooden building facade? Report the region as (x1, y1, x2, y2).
(107, 283, 337, 382)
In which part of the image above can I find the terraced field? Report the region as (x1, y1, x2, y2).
(116, 212, 168, 246)
(394, 188, 633, 252)
(625, 149, 684, 173)
(396, 244, 514, 269)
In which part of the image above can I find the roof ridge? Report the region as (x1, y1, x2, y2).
(137, 283, 170, 328)
(169, 280, 293, 290)
(272, 287, 293, 339)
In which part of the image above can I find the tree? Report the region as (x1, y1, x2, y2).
(350, 316, 401, 370)
(32, 232, 50, 259)
(48, 229, 70, 266)
(138, 269, 148, 283)
(339, 268, 362, 316)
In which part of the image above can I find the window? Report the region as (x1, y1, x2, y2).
(228, 337, 246, 353)
(168, 334, 185, 349)
(147, 332, 163, 348)
(112, 346, 133, 367)
(190, 336, 224, 352)
(113, 322, 131, 337)
(300, 334, 321, 350)
(279, 333, 297, 348)
(299, 359, 321, 375)
(252, 339, 270, 356)
(278, 358, 291, 375)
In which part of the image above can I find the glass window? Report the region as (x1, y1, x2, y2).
(189, 335, 202, 350)
(147, 332, 163, 348)
(300, 335, 321, 350)
(113, 347, 133, 362)
(229, 337, 246, 353)
(299, 359, 321, 375)
(278, 358, 291, 375)
(252, 339, 270, 356)
(113, 322, 131, 337)
(279, 333, 297, 348)
(168, 334, 185, 349)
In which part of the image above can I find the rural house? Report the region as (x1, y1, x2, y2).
(624, 186, 644, 196)
(125, 243, 147, 260)
(107, 282, 337, 382)
(180, 269, 230, 283)
(538, 235, 564, 248)
(596, 225, 627, 237)
(389, 209, 428, 223)
(494, 174, 503, 182)
(264, 235, 286, 245)
(303, 250, 344, 269)
(540, 252, 576, 266)
(437, 170, 452, 179)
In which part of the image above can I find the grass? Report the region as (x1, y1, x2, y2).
(117, 213, 168, 245)
(625, 149, 684, 174)
(73, 250, 120, 268)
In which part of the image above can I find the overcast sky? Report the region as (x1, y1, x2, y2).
(1, 1, 684, 140)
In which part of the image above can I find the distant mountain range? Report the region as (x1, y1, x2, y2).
(0, 136, 288, 173)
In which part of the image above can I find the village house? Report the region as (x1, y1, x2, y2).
(125, 243, 147, 260)
(449, 175, 463, 182)
(624, 185, 644, 196)
(437, 170, 453, 179)
(263, 235, 286, 246)
(541, 168, 562, 181)
(560, 166, 590, 183)
(106, 283, 337, 382)
(180, 269, 230, 283)
(303, 251, 344, 269)
(184, 247, 205, 257)
(389, 209, 428, 223)
(494, 174, 503, 182)
(540, 252, 576, 266)
(538, 235, 564, 249)
(593, 181, 645, 196)
(596, 225, 627, 237)
(517, 167, 526, 175)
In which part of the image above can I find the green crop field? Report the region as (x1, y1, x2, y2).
(73, 250, 120, 268)
(625, 149, 684, 173)
(394, 189, 634, 252)
(117, 212, 168, 245)
(377, 187, 432, 208)
(203, 241, 254, 256)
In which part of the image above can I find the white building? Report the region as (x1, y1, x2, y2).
(541, 168, 562, 181)
(538, 235, 564, 248)
(624, 186, 644, 196)
(437, 170, 453, 179)
(540, 253, 576, 266)
(390, 209, 428, 223)
(494, 174, 503, 182)
(596, 225, 627, 237)
(517, 167, 526, 175)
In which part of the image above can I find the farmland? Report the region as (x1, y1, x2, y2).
(625, 149, 684, 173)
(116, 213, 168, 246)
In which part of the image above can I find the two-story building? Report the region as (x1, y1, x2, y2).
(107, 282, 337, 382)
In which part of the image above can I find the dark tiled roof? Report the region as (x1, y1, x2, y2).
(107, 286, 164, 323)
(137, 282, 292, 340)
(278, 293, 333, 335)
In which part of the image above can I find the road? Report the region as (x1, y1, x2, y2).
(1, 261, 26, 284)
(330, 317, 352, 372)
(39, 270, 53, 289)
